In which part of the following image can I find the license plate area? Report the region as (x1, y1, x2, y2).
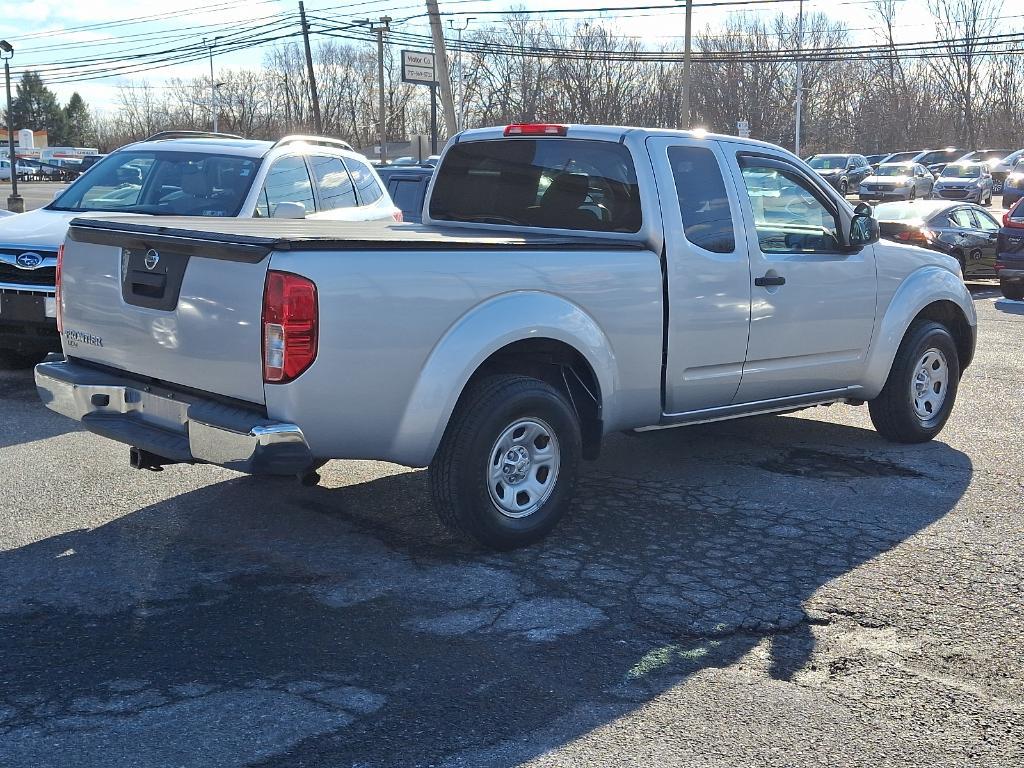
(0, 292, 50, 322)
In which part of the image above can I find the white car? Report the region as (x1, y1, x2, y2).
(0, 131, 400, 358)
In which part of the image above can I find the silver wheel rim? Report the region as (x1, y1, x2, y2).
(910, 347, 949, 422)
(486, 418, 560, 519)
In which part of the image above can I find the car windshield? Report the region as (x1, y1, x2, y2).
(876, 165, 913, 177)
(942, 165, 981, 179)
(49, 150, 260, 216)
(808, 156, 848, 170)
(918, 149, 962, 165)
(884, 152, 918, 163)
(967, 150, 1010, 162)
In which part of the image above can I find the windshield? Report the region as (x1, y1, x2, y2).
(966, 150, 1009, 162)
(808, 156, 848, 170)
(49, 150, 260, 216)
(876, 165, 913, 177)
(429, 138, 641, 232)
(941, 165, 981, 179)
(884, 151, 918, 163)
(917, 149, 962, 165)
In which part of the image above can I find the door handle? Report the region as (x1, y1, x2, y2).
(755, 275, 786, 287)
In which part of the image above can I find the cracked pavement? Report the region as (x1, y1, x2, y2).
(1, 285, 1022, 767)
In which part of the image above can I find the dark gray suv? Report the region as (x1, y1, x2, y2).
(807, 154, 873, 196)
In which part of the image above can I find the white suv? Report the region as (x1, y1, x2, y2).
(0, 131, 400, 359)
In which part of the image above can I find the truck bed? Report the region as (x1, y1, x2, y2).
(67, 216, 644, 261)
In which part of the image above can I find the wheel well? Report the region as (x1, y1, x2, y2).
(914, 300, 974, 371)
(468, 338, 603, 460)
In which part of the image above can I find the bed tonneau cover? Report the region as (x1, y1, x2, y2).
(67, 216, 643, 263)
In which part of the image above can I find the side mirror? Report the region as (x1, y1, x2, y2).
(849, 208, 880, 247)
(273, 201, 306, 219)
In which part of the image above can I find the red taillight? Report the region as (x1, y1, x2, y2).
(1003, 198, 1024, 228)
(504, 123, 568, 137)
(262, 271, 317, 383)
(55, 243, 64, 333)
(895, 227, 934, 244)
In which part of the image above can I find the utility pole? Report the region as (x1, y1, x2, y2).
(681, 0, 693, 129)
(425, 0, 458, 137)
(448, 17, 474, 132)
(203, 37, 220, 132)
(283, 72, 292, 134)
(0, 40, 22, 213)
(299, 1, 322, 134)
(795, 0, 804, 156)
(363, 17, 392, 164)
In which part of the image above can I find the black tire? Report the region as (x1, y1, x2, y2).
(1001, 281, 1024, 301)
(909, 186, 917, 200)
(839, 179, 849, 196)
(869, 320, 960, 443)
(428, 374, 582, 550)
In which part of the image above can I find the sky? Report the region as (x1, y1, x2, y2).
(0, 0, 987, 115)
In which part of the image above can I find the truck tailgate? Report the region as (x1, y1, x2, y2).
(60, 218, 272, 405)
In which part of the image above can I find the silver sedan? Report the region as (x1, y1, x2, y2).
(858, 162, 934, 202)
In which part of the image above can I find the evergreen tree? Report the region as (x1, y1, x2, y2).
(61, 92, 93, 146)
(7, 71, 63, 141)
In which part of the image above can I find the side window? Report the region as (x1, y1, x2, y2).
(260, 156, 315, 216)
(973, 209, 1000, 232)
(738, 157, 840, 253)
(390, 178, 425, 216)
(668, 145, 736, 253)
(345, 157, 383, 204)
(950, 209, 975, 229)
(308, 155, 357, 210)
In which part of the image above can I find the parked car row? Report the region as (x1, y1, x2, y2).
(812, 147, 1024, 198)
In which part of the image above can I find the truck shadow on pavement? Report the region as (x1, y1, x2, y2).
(0, 417, 972, 767)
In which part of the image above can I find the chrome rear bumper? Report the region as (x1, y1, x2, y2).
(35, 359, 313, 475)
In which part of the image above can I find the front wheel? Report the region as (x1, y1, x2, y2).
(839, 179, 849, 196)
(429, 374, 582, 550)
(869, 321, 960, 443)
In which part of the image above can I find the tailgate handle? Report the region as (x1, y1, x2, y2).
(129, 269, 166, 298)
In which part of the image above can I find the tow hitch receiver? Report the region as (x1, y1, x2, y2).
(129, 447, 178, 472)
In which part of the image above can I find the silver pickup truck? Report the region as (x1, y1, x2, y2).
(36, 124, 977, 549)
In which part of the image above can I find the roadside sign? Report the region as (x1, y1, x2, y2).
(402, 50, 436, 85)
(737, 120, 750, 138)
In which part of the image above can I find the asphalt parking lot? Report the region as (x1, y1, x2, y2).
(0, 181, 67, 212)
(1, 284, 1021, 767)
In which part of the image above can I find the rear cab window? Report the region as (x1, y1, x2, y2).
(429, 138, 642, 232)
(668, 146, 735, 253)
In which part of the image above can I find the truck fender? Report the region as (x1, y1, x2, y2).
(389, 291, 618, 467)
(861, 266, 977, 398)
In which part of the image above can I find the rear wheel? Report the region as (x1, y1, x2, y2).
(1001, 281, 1024, 301)
(429, 374, 582, 550)
(869, 321, 960, 443)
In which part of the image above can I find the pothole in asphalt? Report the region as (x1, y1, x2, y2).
(758, 448, 923, 480)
